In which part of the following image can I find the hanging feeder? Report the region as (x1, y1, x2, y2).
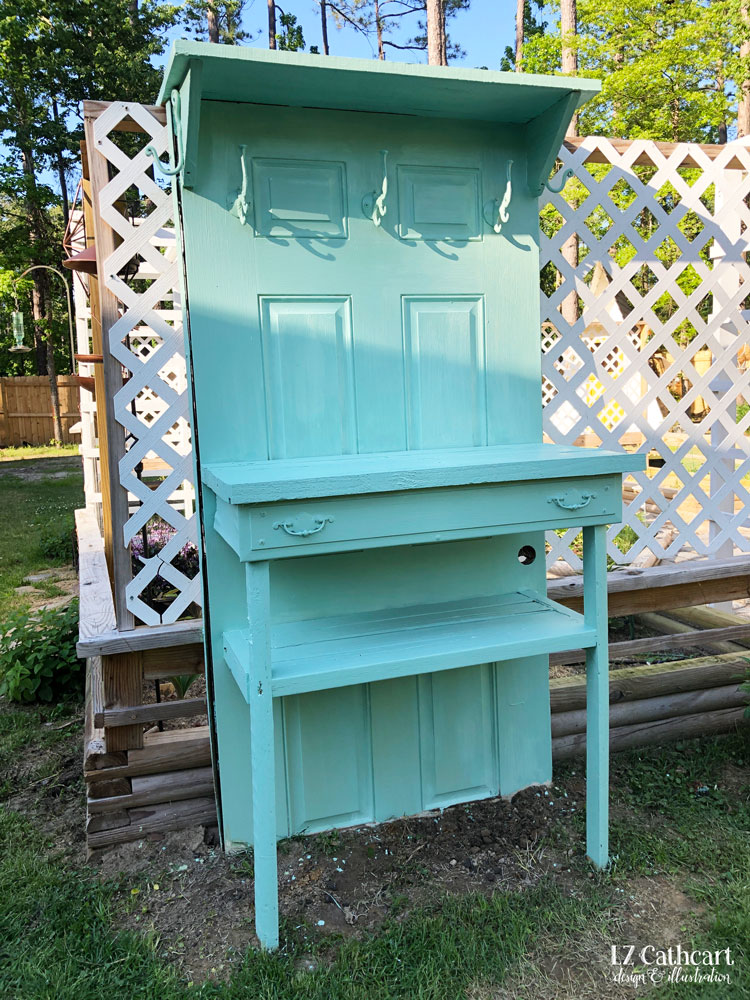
(8, 311, 31, 353)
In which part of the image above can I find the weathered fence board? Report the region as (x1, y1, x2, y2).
(0, 376, 81, 446)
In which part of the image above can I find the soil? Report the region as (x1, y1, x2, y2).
(14, 565, 79, 613)
(3, 713, 88, 863)
(140, 674, 208, 731)
(549, 614, 731, 680)
(0, 456, 81, 481)
(95, 782, 584, 981)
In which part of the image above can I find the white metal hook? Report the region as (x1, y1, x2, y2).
(483, 160, 513, 234)
(362, 149, 389, 227)
(231, 144, 251, 225)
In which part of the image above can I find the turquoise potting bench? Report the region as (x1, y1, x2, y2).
(159, 41, 643, 949)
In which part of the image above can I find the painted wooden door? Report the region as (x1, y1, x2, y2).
(182, 99, 552, 842)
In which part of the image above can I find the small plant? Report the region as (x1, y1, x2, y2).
(168, 673, 200, 699)
(38, 519, 74, 562)
(0, 601, 82, 703)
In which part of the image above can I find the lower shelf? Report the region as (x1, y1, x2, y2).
(223, 589, 597, 699)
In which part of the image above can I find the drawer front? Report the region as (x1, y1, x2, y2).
(228, 474, 622, 560)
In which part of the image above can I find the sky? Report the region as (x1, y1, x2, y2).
(161, 0, 522, 72)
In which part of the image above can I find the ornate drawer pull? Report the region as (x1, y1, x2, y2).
(273, 514, 334, 537)
(548, 490, 596, 511)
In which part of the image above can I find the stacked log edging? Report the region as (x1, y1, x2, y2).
(551, 653, 749, 760)
(84, 653, 215, 848)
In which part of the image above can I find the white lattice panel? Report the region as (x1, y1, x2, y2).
(90, 103, 200, 626)
(541, 137, 750, 571)
(88, 103, 750, 629)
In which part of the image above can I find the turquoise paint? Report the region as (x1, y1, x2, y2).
(165, 43, 641, 949)
(583, 524, 610, 867)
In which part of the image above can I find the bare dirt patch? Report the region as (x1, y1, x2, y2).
(14, 565, 79, 612)
(475, 876, 705, 999)
(99, 783, 583, 982)
(0, 456, 81, 481)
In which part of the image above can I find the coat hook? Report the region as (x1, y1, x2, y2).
(362, 149, 389, 227)
(145, 89, 185, 178)
(545, 167, 574, 194)
(483, 160, 513, 234)
(230, 145, 251, 224)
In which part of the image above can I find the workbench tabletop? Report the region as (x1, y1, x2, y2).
(202, 443, 644, 504)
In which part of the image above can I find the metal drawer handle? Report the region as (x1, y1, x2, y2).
(273, 514, 334, 537)
(548, 491, 596, 511)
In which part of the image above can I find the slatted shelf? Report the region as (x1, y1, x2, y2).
(223, 588, 596, 698)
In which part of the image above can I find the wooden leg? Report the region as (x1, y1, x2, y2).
(246, 561, 279, 950)
(582, 524, 609, 868)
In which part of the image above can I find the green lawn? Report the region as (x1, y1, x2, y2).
(0, 454, 83, 617)
(0, 443, 80, 462)
(0, 694, 747, 998)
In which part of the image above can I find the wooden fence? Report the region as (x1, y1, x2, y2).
(0, 376, 81, 447)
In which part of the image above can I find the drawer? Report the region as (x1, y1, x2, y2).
(213, 474, 622, 561)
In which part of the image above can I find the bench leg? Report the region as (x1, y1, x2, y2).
(246, 561, 279, 950)
(582, 524, 609, 868)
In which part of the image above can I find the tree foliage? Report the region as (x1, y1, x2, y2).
(0, 0, 177, 380)
(523, 0, 750, 142)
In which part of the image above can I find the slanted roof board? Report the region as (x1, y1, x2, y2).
(159, 41, 599, 126)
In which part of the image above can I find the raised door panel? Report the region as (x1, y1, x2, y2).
(418, 664, 497, 810)
(260, 296, 357, 458)
(403, 295, 487, 449)
(253, 158, 348, 239)
(397, 165, 482, 242)
(284, 686, 374, 833)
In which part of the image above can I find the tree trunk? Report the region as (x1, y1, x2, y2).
(426, 0, 442, 65)
(559, 0, 579, 328)
(46, 316, 63, 443)
(320, 0, 329, 53)
(31, 280, 47, 376)
(438, 0, 447, 64)
(375, 0, 385, 59)
(739, 4, 750, 136)
(268, 0, 277, 48)
(515, 0, 524, 70)
(207, 2, 220, 42)
(52, 101, 69, 232)
(560, 0, 578, 135)
(17, 110, 53, 377)
(717, 62, 727, 144)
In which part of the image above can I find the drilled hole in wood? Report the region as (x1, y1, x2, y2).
(518, 545, 536, 565)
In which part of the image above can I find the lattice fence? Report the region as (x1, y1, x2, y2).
(84, 102, 200, 627)
(542, 137, 750, 571)
(83, 103, 750, 627)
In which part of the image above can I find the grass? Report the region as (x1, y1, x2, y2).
(0, 443, 79, 461)
(0, 458, 83, 617)
(0, 693, 747, 998)
(0, 452, 746, 997)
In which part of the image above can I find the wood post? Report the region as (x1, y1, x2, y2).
(583, 524, 609, 868)
(246, 560, 279, 951)
(102, 651, 144, 751)
(80, 144, 115, 583)
(82, 116, 134, 630)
